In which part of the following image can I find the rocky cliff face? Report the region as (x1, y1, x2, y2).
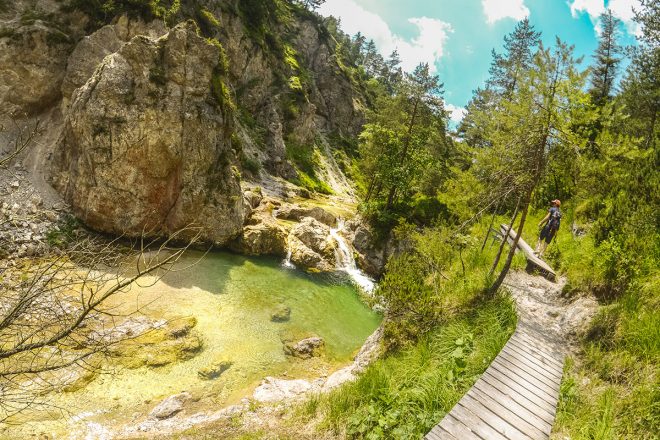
(1, 0, 375, 270)
(51, 22, 245, 243)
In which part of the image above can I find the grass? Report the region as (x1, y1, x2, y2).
(296, 295, 517, 439)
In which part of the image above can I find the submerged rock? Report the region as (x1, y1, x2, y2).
(150, 392, 191, 419)
(283, 336, 325, 359)
(270, 305, 291, 322)
(109, 316, 203, 368)
(198, 357, 233, 380)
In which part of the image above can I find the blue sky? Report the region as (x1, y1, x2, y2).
(318, 0, 642, 123)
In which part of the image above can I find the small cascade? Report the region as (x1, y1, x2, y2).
(330, 219, 375, 293)
(282, 242, 295, 269)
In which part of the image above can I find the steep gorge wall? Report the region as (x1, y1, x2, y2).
(0, 0, 367, 246)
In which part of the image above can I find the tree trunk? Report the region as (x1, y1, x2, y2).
(489, 196, 520, 276)
(480, 200, 502, 252)
(489, 195, 531, 295)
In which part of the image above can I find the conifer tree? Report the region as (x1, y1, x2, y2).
(589, 10, 623, 106)
(487, 18, 541, 97)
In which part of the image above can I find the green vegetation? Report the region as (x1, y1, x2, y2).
(45, 214, 81, 248)
(286, 137, 333, 194)
(63, 0, 180, 29)
(301, 295, 515, 438)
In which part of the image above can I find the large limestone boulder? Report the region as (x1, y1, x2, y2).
(150, 391, 191, 419)
(274, 203, 336, 227)
(61, 14, 167, 105)
(51, 22, 245, 244)
(253, 377, 322, 403)
(288, 217, 336, 271)
(231, 197, 288, 256)
(345, 217, 391, 277)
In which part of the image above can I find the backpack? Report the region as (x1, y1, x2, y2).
(548, 208, 562, 232)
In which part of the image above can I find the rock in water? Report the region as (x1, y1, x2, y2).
(283, 336, 325, 359)
(270, 305, 291, 322)
(197, 358, 233, 380)
(288, 217, 336, 271)
(150, 391, 191, 419)
(51, 22, 245, 245)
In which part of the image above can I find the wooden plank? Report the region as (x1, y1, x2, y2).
(430, 425, 458, 440)
(449, 400, 510, 440)
(508, 337, 564, 369)
(473, 378, 554, 434)
(514, 329, 562, 353)
(425, 425, 455, 440)
(501, 343, 563, 383)
(468, 385, 548, 440)
(482, 366, 557, 415)
(500, 224, 556, 280)
(437, 412, 481, 439)
(458, 393, 528, 440)
(505, 339, 563, 374)
(480, 373, 557, 423)
(492, 354, 560, 396)
(514, 331, 564, 360)
(499, 346, 562, 386)
(489, 361, 558, 406)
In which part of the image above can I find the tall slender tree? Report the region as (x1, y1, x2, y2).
(589, 10, 623, 106)
(487, 18, 541, 97)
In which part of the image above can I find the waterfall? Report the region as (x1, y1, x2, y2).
(330, 219, 375, 293)
(282, 241, 295, 269)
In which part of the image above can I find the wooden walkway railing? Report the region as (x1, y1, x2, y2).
(425, 233, 564, 440)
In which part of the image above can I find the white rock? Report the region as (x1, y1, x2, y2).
(150, 392, 191, 419)
(252, 377, 317, 402)
(322, 367, 355, 392)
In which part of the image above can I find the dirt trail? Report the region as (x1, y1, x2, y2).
(504, 271, 599, 354)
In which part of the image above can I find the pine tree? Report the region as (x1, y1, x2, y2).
(589, 10, 623, 106)
(487, 18, 541, 97)
(360, 63, 447, 214)
(619, 46, 659, 149)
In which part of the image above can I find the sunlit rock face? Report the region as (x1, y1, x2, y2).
(52, 22, 245, 244)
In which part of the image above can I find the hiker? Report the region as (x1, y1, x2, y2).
(535, 199, 561, 257)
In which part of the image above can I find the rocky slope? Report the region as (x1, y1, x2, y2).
(0, 0, 383, 272)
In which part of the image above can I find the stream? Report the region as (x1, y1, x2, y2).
(5, 251, 381, 439)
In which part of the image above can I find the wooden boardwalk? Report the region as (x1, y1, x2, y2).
(425, 232, 564, 440)
(426, 325, 564, 440)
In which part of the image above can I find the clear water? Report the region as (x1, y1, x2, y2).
(7, 251, 381, 437)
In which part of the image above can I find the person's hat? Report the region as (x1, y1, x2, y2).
(552, 199, 561, 206)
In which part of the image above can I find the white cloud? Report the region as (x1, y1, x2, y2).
(609, 0, 642, 36)
(481, 0, 530, 24)
(317, 0, 453, 73)
(568, 0, 642, 36)
(569, 0, 605, 18)
(445, 103, 466, 125)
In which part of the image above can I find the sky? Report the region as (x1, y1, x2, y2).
(318, 0, 642, 124)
